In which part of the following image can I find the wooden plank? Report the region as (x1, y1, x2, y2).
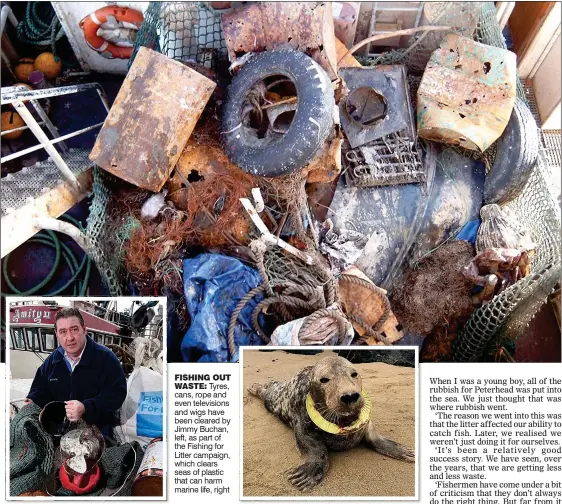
(509, 2, 555, 53)
(335, 36, 362, 67)
(1, 169, 92, 258)
(528, 22, 561, 78)
(517, 2, 561, 79)
(532, 34, 562, 129)
(89, 47, 216, 192)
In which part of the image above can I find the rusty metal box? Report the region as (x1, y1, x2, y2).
(89, 47, 216, 191)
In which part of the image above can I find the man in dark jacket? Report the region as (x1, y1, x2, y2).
(26, 307, 127, 438)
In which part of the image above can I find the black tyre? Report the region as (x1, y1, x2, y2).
(222, 50, 335, 177)
(484, 98, 540, 205)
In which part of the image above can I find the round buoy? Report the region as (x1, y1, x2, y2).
(1, 111, 25, 140)
(14, 57, 35, 82)
(34, 52, 63, 80)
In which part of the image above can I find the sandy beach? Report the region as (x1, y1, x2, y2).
(242, 349, 416, 497)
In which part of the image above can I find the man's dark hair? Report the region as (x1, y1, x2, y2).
(54, 307, 86, 332)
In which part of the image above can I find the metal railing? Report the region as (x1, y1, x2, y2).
(0, 5, 19, 79)
(1, 83, 109, 188)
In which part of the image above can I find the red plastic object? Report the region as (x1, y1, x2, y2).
(59, 461, 101, 495)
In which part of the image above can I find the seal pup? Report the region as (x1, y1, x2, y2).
(248, 355, 414, 491)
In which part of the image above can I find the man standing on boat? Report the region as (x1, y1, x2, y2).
(25, 307, 127, 438)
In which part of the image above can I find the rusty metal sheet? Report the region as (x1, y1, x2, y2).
(417, 33, 517, 152)
(335, 37, 361, 68)
(221, 2, 338, 80)
(89, 47, 216, 191)
(338, 267, 404, 344)
(306, 136, 343, 184)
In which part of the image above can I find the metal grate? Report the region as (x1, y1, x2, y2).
(542, 130, 562, 168)
(343, 131, 425, 187)
(1, 149, 92, 216)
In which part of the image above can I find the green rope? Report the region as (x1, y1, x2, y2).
(2, 230, 61, 295)
(15, 1, 80, 68)
(17, 2, 65, 56)
(2, 215, 93, 296)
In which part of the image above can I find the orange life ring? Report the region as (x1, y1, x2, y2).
(79, 6, 144, 59)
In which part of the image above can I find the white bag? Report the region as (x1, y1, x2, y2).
(119, 366, 163, 446)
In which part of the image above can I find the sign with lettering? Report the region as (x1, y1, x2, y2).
(10, 305, 58, 325)
(137, 391, 164, 438)
(9, 304, 119, 334)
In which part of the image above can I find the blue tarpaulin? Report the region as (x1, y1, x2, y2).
(181, 254, 264, 362)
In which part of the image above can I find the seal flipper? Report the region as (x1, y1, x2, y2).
(363, 420, 415, 462)
(247, 382, 268, 399)
(286, 420, 330, 491)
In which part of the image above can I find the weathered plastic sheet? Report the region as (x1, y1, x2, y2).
(327, 147, 484, 291)
(181, 254, 263, 363)
(417, 33, 516, 151)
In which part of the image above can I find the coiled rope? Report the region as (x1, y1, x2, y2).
(2, 214, 93, 296)
(226, 285, 266, 360)
(226, 245, 395, 358)
(17, 2, 65, 57)
(298, 307, 350, 344)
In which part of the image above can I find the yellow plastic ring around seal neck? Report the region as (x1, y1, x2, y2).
(306, 390, 372, 435)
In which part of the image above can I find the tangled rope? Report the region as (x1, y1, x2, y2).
(298, 307, 350, 344)
(251, 292, 318, 343)
(226, 244, 395, 357)
(347, 314, 390, 345)
(250, 240, 273, 295)
(17, 2, 65, 56)
(227, 244, 347, 355)
(226, 245, 342, 355)
(226, 285, 266, 360)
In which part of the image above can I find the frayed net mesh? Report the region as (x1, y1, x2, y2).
(130, 2, 227, 69)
